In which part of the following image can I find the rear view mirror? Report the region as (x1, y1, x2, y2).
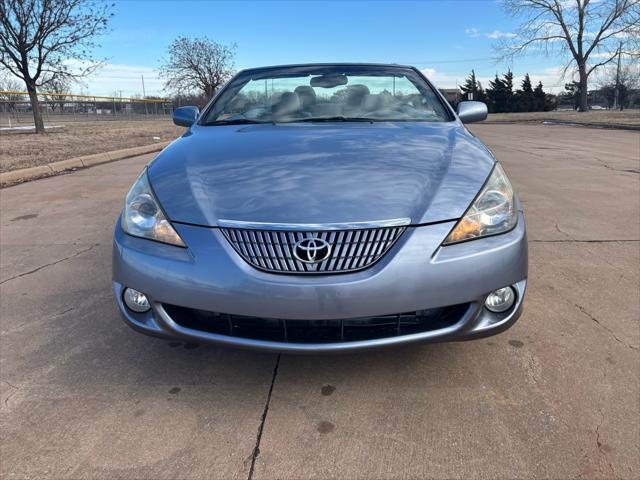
(456, 101, 487, 124)
(173, 106, 199, 127)
(310, 74, 348, 88)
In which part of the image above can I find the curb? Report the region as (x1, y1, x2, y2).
(540, 119, 640, 131)
(483, 119, 640, 131)
(1, 141, 171, 187)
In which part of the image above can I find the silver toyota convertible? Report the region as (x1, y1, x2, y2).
(113, 63, 527, 353)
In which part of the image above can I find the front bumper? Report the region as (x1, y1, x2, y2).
(112, 213, 528, 353)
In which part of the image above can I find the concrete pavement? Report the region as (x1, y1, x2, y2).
(1, 124, 638, 479)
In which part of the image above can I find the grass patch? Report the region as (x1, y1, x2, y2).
(1, 119, 185, 173)
(486, 110, 640, 127)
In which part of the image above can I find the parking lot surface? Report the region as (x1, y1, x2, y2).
(1, 124, 638, 479)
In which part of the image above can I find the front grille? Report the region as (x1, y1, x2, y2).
(162, 303, 469, 344)
(219, 223, 407, 274)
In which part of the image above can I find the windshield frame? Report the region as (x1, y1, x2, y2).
(197, 64, 456, 126)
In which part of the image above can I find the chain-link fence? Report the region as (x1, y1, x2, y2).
(0, 91, 173, 128)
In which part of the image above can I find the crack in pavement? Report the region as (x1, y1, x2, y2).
(574, 303, 639, 351)
(53, 307, 75, 317)
(499, 145, 546, 158)
(554, 221, 573, 240)
(247, 354, 281, 480)
(594, 157, 640, 175)
(595, 409, 615, 477)
(2, 380, 19, 407)
(0, 306, 78, 336)
(531, 221, 639, 243)
(0, 243, 100, 285)
(602, 165, 640, 174)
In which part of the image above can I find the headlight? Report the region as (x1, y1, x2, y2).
(121, 170, 186, 247)
(443, 163, 517, 245)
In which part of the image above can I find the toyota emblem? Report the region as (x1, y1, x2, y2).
(293, 237, 332, 264)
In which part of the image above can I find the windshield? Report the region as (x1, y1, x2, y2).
(200, 65, 451, 125)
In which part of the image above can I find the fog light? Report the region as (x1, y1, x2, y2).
(485, 287, 515, 313)
(123, 288, 150, 313)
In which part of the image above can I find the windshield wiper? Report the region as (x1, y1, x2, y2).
(203, 118, 267, 126)
(205, 117, 378, 126)
(292, 116, 376, 123)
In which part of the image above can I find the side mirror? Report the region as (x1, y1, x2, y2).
(173, 106, 199, 127)
(456, 101, 487, 124)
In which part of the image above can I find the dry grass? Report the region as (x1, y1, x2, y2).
(486, 109, 640, 126)
(1, 120, 185, 173)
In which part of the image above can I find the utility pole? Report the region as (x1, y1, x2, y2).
(141, 74, 148, 115)
(613, 41, 622, 110)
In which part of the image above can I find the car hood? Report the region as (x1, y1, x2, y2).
(148, 122, 495, 226)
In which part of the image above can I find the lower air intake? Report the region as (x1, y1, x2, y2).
(162, 303, 470, 344)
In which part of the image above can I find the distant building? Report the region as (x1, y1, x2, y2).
(439, 88, 459, 104)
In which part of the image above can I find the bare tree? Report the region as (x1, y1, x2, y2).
(595, 61, 640, 108)
(0, 69, 24, 113)
(43, 76, 71, 113)
(159, 36, 236, 99)
(496, 0, 640, 111)
(0, 0, 112, 133)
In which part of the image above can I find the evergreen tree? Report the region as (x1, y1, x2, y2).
(486, 74, 506, 113)
(521, 74, 533, 94)
(478, 81, 488, 103)
(519, 74, 534, 112)
(544, 93, 557, 111)
(564, 82, 581, 110)
(502, 69, 514, 112)
(460, 70, 478, 101)
(533, 81, 546, 112)
(459, 69, 488, 106)
(513, 74, 535, 112)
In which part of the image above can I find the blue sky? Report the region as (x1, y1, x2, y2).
(82, 0, 565, 96)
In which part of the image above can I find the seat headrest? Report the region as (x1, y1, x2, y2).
(362, 92, 393, 112)
(294, 86, 317, 108)
(361, 94, 380, 112)
(272, 92, 301, 117)
(346, 84, 371, 107)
